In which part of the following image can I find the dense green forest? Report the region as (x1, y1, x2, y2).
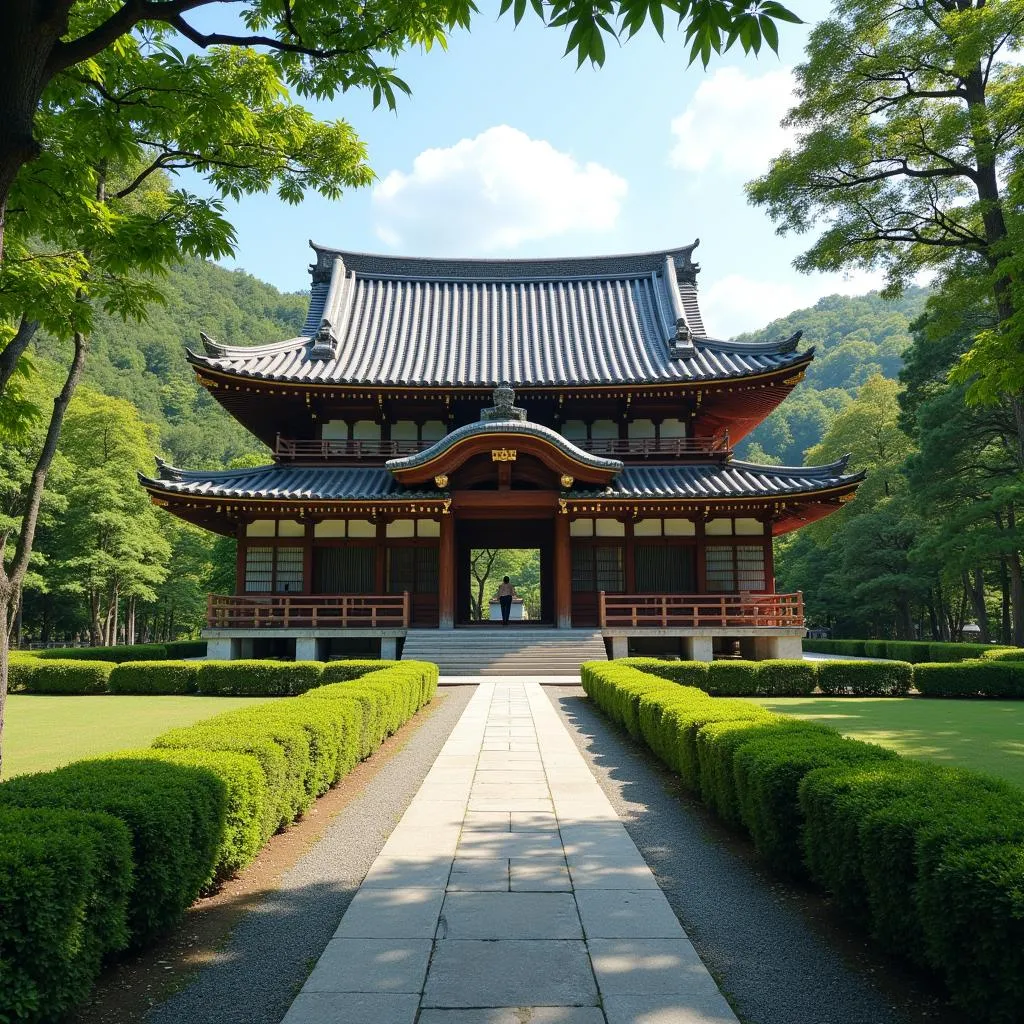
(735, 288, 928, 465)
(33, 259, 307, 469)
(5, 258, 1015, 645)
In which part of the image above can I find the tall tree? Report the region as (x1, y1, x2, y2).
(0, 0, 798, 264)
(748, 0, 1024, 462)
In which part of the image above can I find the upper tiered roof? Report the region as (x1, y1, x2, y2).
(187, 242, 809, 389)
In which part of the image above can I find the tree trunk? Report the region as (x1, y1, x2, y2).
(927, 589, 940, 641)
(1010, 552, 1024, 648)
(896, 597, 913, 640)
(0, 589, 11, 779)
(963, 567, 990, 643)
(1000, 555, 1012, 644)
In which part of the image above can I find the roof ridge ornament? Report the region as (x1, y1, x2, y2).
(480, 382, 527, 422)
(200, 331, 228, 358)
(309, 316, 338, 360)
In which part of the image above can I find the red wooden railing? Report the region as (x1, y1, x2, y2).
(274, 437, 424, 461)
(599, 591, 804, 629)
(584, 435, 730, 458)
(207, 593, 410, 629)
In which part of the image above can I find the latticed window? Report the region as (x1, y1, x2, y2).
(571, 544, 624, 593)
(244, 545, 304, 593)
(387, 546, 439, 594)
(273, 547, 304, 593)
(706, 544, 767, 593)
(245, 546, 273, 592)
(736, 545, 766, 591)
(705, 546, 735, 593)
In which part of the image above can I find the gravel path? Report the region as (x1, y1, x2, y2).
(147, 687, 474, 1024)
(545, 687, 962, 1024)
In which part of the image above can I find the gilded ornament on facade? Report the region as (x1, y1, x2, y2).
(491, 448, 517, 462)
(434, 474, 449, 488)
(560, 474, 574, 489)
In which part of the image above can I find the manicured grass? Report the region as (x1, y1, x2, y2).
(755, 697, 1024, 788)
(2, 694, 269, 779)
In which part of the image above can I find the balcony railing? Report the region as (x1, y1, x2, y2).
(275, 437, 424, 461)
(274, 433, 730, 463)
(207, 593, 410, 629)
(599, 591, 804, 629)
(583, 435, 729, 459)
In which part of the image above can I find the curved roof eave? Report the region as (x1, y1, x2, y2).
(185, 342, 815, 390)
(385, 420, 623, 475)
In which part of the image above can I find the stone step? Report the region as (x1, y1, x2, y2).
(401, 628, 607, 676)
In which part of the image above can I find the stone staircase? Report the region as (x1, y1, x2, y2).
(400, 627, 607, 677)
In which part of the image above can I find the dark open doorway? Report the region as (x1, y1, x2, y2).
(456, 519, 554, 625)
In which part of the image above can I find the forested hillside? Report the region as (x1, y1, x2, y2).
(734, 287, 929, 464)
(33, 259, 308, 468)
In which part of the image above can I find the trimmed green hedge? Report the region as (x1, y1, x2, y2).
(914, 661, 1024, 698)
(30, 643, 169, 663)
(109, 661, 200, 695)
(582, 659, 1024, 1024)
(817, 660, 913, 696)
(0, 659, 437, 1023)
(0, 758, 225, 946)
(17, 659, 116, 694)
(196, 660, 325, 696)
(112, 748, 267, 879)
(166, 640, 207, 659)
(0, 807, 133, 1024)
(980, 647, 1024, 662)
(621, 656, 826, 697)
(803, 638, 1018, 663)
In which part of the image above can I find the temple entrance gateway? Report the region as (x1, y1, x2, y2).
(457, 519, 553, 624)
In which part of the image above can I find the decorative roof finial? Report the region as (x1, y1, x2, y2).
(481, 382, 526, 422)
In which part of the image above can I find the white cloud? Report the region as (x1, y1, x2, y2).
(669, 67, 798, 177)
(372, 126, 628, 253)
(700, 269, 890, 338)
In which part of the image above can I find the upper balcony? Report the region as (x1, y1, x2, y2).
(273, 433, 731, 464)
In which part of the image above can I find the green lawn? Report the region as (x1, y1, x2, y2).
(755, 697, 1024, 788)
(2, 694, 269, 779)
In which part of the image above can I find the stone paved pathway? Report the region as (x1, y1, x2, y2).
(281, 682, 739, 1024)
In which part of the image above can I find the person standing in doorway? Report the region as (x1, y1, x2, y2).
(497, 576, 517, 625)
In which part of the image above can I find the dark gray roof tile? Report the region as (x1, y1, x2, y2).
(189, 244, 807, 388)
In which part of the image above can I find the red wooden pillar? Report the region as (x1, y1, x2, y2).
(555, 512, 572, 629)
(763, 519, 776, 593)
(624, 518, 636, 595)
(235, 523, 246, 595)
(695, 516, 707, 594)
(302, 522, 314, 595)
(438, 513, 455, 629)
(375, 521, 387, 594)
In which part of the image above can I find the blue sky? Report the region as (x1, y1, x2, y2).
(196, 3, 883, 337)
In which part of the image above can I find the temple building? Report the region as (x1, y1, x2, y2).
(140, 241, 862, 662)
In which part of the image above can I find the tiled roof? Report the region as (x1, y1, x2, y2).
(141, 464, 443, 501)
(141, 458, 861, 503)
(385, 420, 623, 474)
(575, 459, 863, 500)
(188, 243, 808, 388)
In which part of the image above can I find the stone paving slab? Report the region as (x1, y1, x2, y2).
(280, 682, 739, 1024)
(423, 940, 599, 1007)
